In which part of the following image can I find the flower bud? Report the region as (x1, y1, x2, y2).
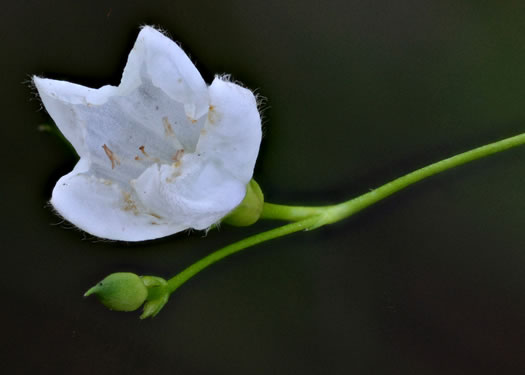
(84, 272, 148, 312)
(223, 179, 264, 226)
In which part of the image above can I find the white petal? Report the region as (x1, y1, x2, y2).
(121, 26, 209, 119)
(34, 74, 207, 186)
(132, 154, 246, 230)
(196, 77, 262, 183)
(51, 158, 186, 241)
(36, 27, 210, 186)
(33, 77, 117, 156)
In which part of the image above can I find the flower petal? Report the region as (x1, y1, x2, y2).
(52, 158, 186, 241)
(121, 26, 209, 119)
(35, 26, 210, 186)
(34, 74, 207, 186)
(34, 77, 117, 156)
(132, 154, 246, 230)
(196, 77, 262, 183)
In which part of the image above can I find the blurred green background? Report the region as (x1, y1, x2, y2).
(2, 0, 525, 373)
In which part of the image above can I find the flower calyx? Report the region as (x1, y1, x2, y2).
(223, 179, 264, 227)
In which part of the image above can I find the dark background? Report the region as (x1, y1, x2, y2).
(3, 1, 525, 374)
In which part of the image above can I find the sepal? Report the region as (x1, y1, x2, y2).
(223, 179, 264, 226)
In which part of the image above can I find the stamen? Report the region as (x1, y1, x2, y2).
(102, 144, 120, 169)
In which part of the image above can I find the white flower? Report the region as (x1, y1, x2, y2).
(34, 26, 262, 241)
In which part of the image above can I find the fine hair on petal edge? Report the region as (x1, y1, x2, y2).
(45, 200, 118, 243)
(253, 89, 270, 138)
(139, 24, 201, 71)
(48, 197, 198, 244)
(139, 24, 171, 38)
(44, 201, 67, 227)
(203, 221, 221, 237)
(25, 75, 44, 110)
(215, 74, 268, 110)
(215, 73, 269, 136)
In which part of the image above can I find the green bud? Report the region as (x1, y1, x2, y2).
(223, 179, 264, 226)
(84, 272, 148, 312)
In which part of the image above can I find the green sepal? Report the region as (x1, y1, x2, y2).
(140, 293, 169, 319)
(223, 179, 264, 227)
(140, 276, 169, 319)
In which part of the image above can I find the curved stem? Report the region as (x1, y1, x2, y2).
(262, 133, 525, 225)
(167, 215, 321, 294)
(166, 132, 525, 302)
(321, 132, 525, 225)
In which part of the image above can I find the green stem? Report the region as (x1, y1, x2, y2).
(263, 133, 525, 225)
(167, 216, 320, 293)
(260, 202, 327, 221)
(167, 133, 525, 295)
